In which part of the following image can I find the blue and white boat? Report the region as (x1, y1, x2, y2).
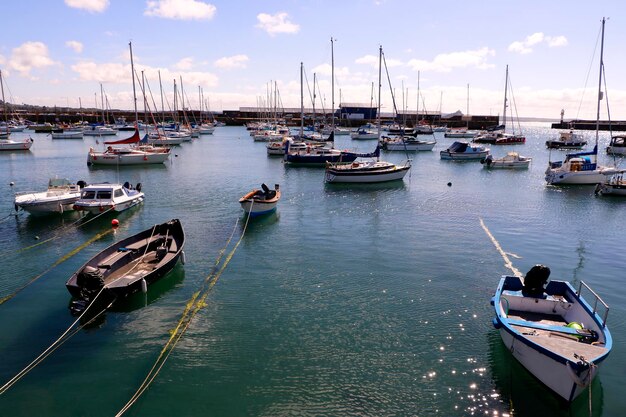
(283, 137, 378, 167)
(73, 182, 144, 214)
(239, 184, 280, 217)
(440, 141, 489, 160)
(491, 265, 612, 402)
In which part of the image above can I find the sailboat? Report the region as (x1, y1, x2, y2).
(325, 46, 411, 183)
(87, 42, 170, 166)
(474, 65, 525, 144)
(0, 70, 33, 151)
(545, 18, 618, 185)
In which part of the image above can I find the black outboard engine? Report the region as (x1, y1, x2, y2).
(76, 266, 105, 299)
(123, 181, 130, 189)
(77, 180, 87, 189)
(523, 264, 550, 297)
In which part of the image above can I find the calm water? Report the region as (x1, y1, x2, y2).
(0, 124, 624, 416)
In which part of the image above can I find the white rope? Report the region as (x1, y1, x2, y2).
(479, 218, 523, 278)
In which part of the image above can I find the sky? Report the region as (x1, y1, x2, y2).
(1, 0, 626, 120)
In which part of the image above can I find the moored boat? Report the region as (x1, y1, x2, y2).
(239, 184, 281, 217)
(606, 135, 626, 155)
(546, 130, 587, 149)
(325, 158, 411, 183)
(0, 136, 33, 151)
(66, 219, 185, 314)
(14, 178, 86, 214)
(73, 182, 144, 214)
(481, 152, 531, 169)
(491, 265, 611, 402)
(87, 129, 170, 166)
(440, 141, 489, 160)
(594, 171, 626, 196)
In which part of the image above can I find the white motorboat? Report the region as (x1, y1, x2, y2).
(440, 141, 489, 160)
(491, 265, 611, 402)
(350, 128, 378, 140)
(239, 184, 280, 217)
(14, 178, 86, 214)
(0, 136, 33, 151)
(481, 152, 531, 169)
(73, 182, 145, 214)
(444, 129, 479, 139)
(606, 135, 626, 155)
(198, 124, 215, 135)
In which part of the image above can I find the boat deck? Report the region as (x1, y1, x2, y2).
(507, 309, 608, 361)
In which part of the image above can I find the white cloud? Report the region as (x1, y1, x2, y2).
(64, 0, 109, 13)
(145, 0, 216, 20)
(71, 60, 218, 89)
(66, 40, 84, 53)
(214, 54, 249, 69)
(175, 57, 194, 70)
(547, 35, 568, 47)
(355, 55, 378, 67)
(8, 42, 57, 78)
(407, 47, 495, 73)
(256, 12, 300, 36)
(509, 32, 567, 54)
(311, 63, 350, 78)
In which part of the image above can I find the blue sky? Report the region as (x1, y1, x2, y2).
(1, 0, 625, 119)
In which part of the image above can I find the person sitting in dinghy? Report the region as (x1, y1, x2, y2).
(522, 264, 550, 298)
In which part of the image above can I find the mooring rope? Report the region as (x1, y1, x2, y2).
(115, 208, 253, 416)
(0, 288, 115, 395)
(0, 207, 116, 261)
(479, 218, 522, 278)
(0, 227, 115, 306)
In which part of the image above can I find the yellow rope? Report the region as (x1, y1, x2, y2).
(115, 211, 252, 416)
(0, 288, 114, 394)
(0, 228, 114, 305)
(479, 218, 523, 278)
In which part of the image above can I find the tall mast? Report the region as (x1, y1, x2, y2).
(0, 70, 8, 133)
(141, 70, 146, 131)
(158, 70, 164, 123)
(466, 83, 470, 129)
(502, 65, 509, 129)
(129, 41, 138, 127)
(300, 62, 304, 137)
(331, 37, 335, 130)
(100, 83, 106, 124)
(417, 71, 420, 125)
(377, 45, 382, 141)
(595, 17, 606, 148)
(312, 73, 317, 129)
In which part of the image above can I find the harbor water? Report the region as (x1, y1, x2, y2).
(0, 124, 624, 416)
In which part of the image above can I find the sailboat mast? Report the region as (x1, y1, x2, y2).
(312, 73, 316, 129)
(141, 70, 147, 131)
(300, 62, 304, 137)
(377, 45, 382, 141)
(595, 17, 606, 147)
(129, 42, 138, 127)
(0, 70, 8, 132)
(100, 83, 106, 124)
(331, 37, 335, 131)
(158, 70, 164, 123)
(417, 71, 420, 125)
(502, 65, 509, 129)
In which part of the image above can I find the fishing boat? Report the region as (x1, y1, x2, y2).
(481, 152, 531, 169)
(546, 130, 587, 149)
(491, 265, 611, 402)
(546, 19, 618, 185)
(595, 171, 626, 196)
(239, 184, 280, 217)
(0, 136, 33, 151)
(73, 182, 144, 214)
(66, 219, 185, 314)
(14, 178, 86, 214)
(440, 141, 489, 160)
(606, 135, 626, 155)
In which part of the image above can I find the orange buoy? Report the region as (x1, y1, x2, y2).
(111, 219, 120, 227)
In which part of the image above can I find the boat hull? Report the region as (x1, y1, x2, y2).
(325, 165, 410, 183)
(15, 194, 81, 214)
(87, 151, 169, 165)
(545, 170, 610, 185)
(66, 219, 185, 301)
(74, 195, 144, 214)
(440, 150, 489, 160)
(383, 141, 436, 151)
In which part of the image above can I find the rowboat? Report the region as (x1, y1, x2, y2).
(66, 219, 185, 314)
(239, 184, 280, 217)
(491, 265, 611, 402)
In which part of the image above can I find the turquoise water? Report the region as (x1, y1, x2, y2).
(0, 125, 624, 416)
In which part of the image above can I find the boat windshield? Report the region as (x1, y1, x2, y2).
(82, 191, 96, 199)
(97, 191, 112, 199)
(49, 178, 71, 188)
(448, 141, 469, 152)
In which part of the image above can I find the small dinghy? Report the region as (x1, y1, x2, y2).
(239, 184, 281, 217)
(66, 219, 185, 315)
(491, 265, 611, 402)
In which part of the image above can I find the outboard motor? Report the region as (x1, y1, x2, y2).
(77, 180, 87, 189)
(123, 181, 130, 189)
(76, 266, 105, 299)
(135, 183, 142, 192)
(523, 264, 550, 297)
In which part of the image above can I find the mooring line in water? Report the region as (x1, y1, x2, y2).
(115, 211, 253, 417)
(0, 208, 116, 264)
(0, 227, 115, 306)
(0, 289, 115, 395)
(479, 218, 523, 278)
